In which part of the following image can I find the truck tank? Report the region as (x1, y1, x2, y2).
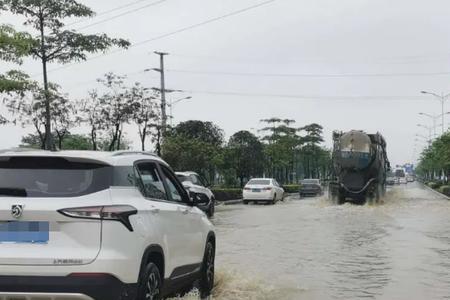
(329, 130, 390, 204)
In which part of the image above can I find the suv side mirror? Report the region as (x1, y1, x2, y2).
(189, 191, 210, 206)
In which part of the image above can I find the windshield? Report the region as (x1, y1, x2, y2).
(0, 157, 111, 197)
(247, 179, 271, 185)
(395, 169, 406, 177)
(176, 174, 191, 183)
(301, 179, 320, 185)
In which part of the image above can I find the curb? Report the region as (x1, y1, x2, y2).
(216, 199, 243, 206)
(421, 183, 450, 200)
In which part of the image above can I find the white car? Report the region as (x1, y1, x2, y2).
(176, 172, 215, 217)
(0, 150, 215, 300)
(243, 178, 284, 205)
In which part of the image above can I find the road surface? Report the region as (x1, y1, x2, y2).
(200, 182, 450, 300)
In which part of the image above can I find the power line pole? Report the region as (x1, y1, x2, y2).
(154, 51, 169, 137)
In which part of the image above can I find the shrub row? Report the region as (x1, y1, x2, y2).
(282, 184, 301, 193)
(212, 188, 242, 201)
(427, 181, 442, 189)
(438, 185, 450, 197)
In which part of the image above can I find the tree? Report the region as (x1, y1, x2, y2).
(79, 90, 102, 150)
(300, 123, 325, 179)
(260, 118, 302, 183)
(171, 120, 224, 147)
(51, 90, 76, 149)
(95, 73, 139, 151)
(163, 120, 225, 183)
(0, 24, 35, 93)
(417, 132, 450, 183)
(6, 82, 74, 149)
(225, 130, 264, 187)
(21, 133, 92, 150)
(130, 83, 160, 151)
(0, 0, 130, 149)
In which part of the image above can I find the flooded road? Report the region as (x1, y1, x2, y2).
(205, 183, 450, 300)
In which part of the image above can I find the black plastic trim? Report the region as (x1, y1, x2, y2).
(0, 274, 137, 300)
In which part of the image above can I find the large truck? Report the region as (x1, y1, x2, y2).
(329, 130, 390, 204)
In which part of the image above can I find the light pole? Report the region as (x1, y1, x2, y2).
(168, 96, 192, 126)
(417, 123, 434, 143)
(419, 112, 450, 137)
(415, 132, 431, 146)
(420, 91, 450, 134)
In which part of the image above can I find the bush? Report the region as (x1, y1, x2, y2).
(282, 184, 301, 193)
(212, 188, 242, 201)
(438, 185, 450, 196)
(427, 182, 441, 189)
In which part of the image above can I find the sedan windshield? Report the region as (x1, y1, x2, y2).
(301, 179, 320, 185)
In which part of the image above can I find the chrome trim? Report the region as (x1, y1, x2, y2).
(0, 292, 94, 300)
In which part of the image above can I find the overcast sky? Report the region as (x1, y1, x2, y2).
(2, 0, 450, 165)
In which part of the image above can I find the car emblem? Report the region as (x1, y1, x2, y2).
(11, 205, 24, 219)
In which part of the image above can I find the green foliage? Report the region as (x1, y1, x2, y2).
(0, 25, 35, 93)
(281, 184, 301, 193)
(438, 185, 450, 196)
(224, 130, 264, 187)
(417, 132, 450, 183)
(0, 0, 130, 149)
(162, 121, 224, 183)
(211, 188, 242, 201)
(21, 133, 91, 150)
(0, 24, 35, 63)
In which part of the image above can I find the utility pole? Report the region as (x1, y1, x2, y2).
(154, 51, 169, 137)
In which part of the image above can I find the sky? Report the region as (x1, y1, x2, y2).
(2, 0, 450, 166)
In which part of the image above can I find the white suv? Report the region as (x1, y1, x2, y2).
(0, 150, 215, 300)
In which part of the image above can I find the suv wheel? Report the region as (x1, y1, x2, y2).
(200, 240, 215, 298)
(137, 262, 162, 300)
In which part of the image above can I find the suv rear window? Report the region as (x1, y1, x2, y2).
(0, 157, 112, 198)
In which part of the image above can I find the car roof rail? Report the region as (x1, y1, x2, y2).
(111, 150, 158, 157)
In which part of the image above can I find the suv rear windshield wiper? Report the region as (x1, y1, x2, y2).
(0, 188, 27, 197)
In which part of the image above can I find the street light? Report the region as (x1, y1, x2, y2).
(417, 124, 433, 141)
(168, 96, 192, 125)
(418, 112, 450, 137)
(420, 91, 450, 134)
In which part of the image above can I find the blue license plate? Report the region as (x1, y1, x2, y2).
(252, 189, 261, 192)
(0, 221, 49, 244)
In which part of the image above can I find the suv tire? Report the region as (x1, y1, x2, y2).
(137, 262, 162, 300)
(199, 240, 215, 298)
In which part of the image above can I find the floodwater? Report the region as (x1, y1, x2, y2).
(178, 182, 450, 300)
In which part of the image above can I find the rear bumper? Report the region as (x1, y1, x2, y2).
(0, 275, 137, 300)
(299, 189, 321, 195)
(243, 191, 273, 200)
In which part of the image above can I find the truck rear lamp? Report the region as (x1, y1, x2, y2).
(58, 205, 137, 232)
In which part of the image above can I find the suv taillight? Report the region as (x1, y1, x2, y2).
(58, 205, 137, 232)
